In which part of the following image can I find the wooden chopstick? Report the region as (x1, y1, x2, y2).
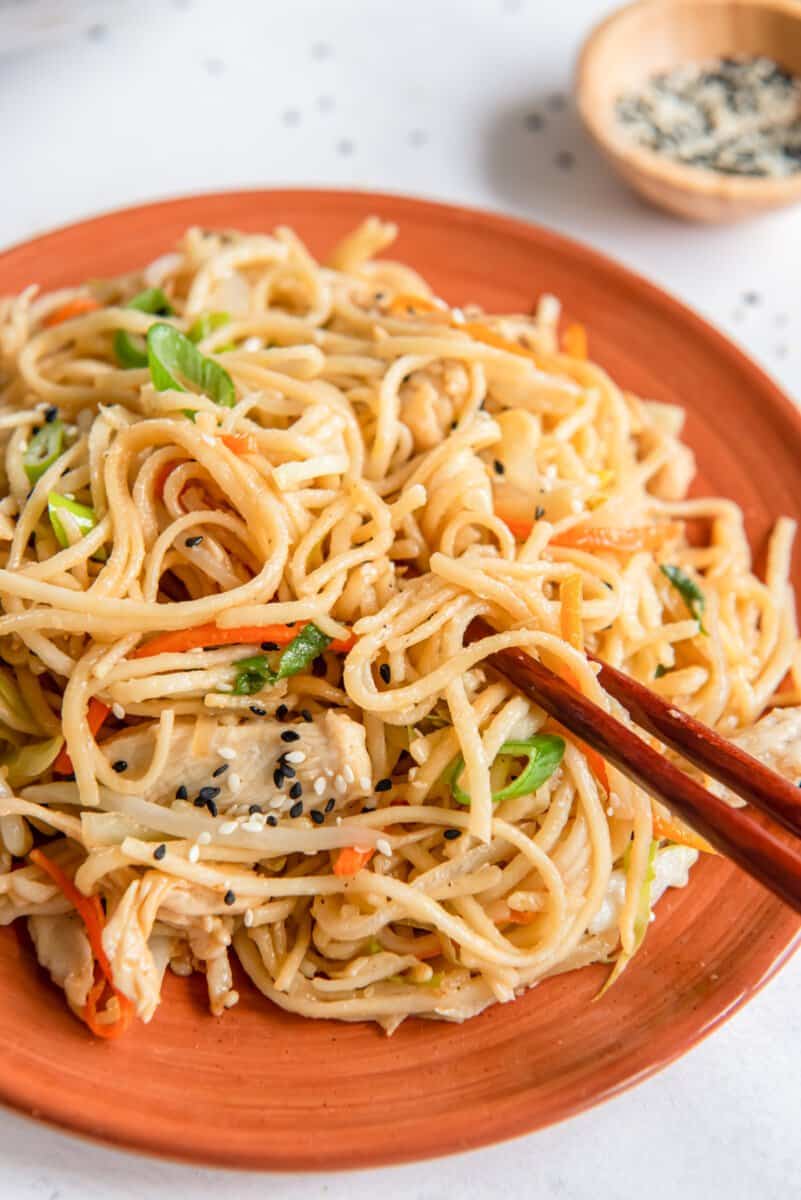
(467, 618, 801, 915)
(589, 653, 801, 838)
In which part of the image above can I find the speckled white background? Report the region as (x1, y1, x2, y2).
(1, 2, 800, 1196)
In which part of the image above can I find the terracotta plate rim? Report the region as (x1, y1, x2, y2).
(1, 189, 800, 1171)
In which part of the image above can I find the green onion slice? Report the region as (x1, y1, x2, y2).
(147, 323, 235, 408)
(47, 492, 106, 561)
(449, 734, 565, 807)
(24, 419, 64, 483)
(188, 311, 230, 343)
(114, 288, 174, 369)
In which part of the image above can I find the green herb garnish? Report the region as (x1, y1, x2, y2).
(147, 323, 236, 407)
(449, 734, 565, 807)
(231, 624, 332, 695)
(654, 664, 669, 679)
(114, 288, 174, 368)
(659, 564, 707, 634)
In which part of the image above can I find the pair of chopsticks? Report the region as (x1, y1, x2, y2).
(468, 617, 801, 916)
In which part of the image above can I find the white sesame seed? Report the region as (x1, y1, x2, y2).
(343, 765, 354, 783)
(284, 750, 306, 764)
(244, 908, 254, 927)
(219, 820, 238, 835)
(228, 772, 242, 793)
(188, 845, 200, 863)
(335, 775, 347, 794)
(336, 816, 342, 825)
(451, 307, 466, 324)
(218, 746, 237, 760)
(324, 767, 334, 778)
(242, 816, 265, 832)
(313, 776, 326, 796)
(376, 838, 392, 857)
(202, 434, 216, 447)
(242, 336, 262, 352)
(359, 776, 371, 790)
(111, 703, 125, 720)
(197, 831, 212, 845)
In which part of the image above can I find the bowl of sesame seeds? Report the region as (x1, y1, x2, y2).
(577, 0, 801, 221)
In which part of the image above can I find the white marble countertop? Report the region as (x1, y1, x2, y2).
(1, 1, 800, 1196)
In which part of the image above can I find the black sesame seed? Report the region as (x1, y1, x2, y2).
(443, 828, 461, 840)
(375, 777, 392, 792)
(534, 505, 546, 520)
(249, 803, 263, 814)
(260, 641, 279, 652)
(266, 814, 278, 826)
(212, 763, 229, 777)
(555, 150, 575, 169)
(493, 459, 505, 475)
(524, 112, 544, 132)
(290, 800, 303, 818)
(276, 703, 289, 720)
(44, 406, 58, 423)
(289, 781, 303, 799)
(153, 843, 166, 860)
(379, 663, 391, 685)
(193, 796, 206, 807)
(111, 759, 128, 773)
(273, 767, 285, 788)
(301, 708, 313, 722)
(198, 786, 221, 804)
(325, 797, 335, 813)
(281, 729, 300, 742)
(361, 805, 375, 814)
(310, 809, 325, 825)
(206, 798, 218, 817)
(280, 762, 296, 779)
(184, 535, 203, 548)
(250, 705, 267, 716)
(224, 889, 236, 906)
(312, 655, 327, 677)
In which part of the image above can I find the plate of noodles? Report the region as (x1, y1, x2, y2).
(0, 189, 799, 1168)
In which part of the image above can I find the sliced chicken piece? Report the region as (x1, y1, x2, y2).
(99, 710, 373, 815)
(28, 913, 94, 1012)
(730, 706, 801, 785)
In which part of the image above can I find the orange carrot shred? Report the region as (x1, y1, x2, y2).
(42, 296, 100, 327)
(387, 293, 444, 317)
(551, 523, 683, 554)
(220, 434, 257, 455)
(652, 806, 717, 854)
(132, 622, 355, 659)
(333, 846, 375, 876)
(53, 697, 110, 776)
(560, 574, 583, 653)
(29, 849, 134, 1039)
(562, 322, 588, 360)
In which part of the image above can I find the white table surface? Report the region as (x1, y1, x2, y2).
(1, 1, 800, 1196)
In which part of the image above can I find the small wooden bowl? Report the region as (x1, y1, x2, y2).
(577, 0, 801, 222)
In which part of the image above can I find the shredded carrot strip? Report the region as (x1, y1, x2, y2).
(333, 846, 375, 876)
(460, 322, 541, 364)
(652, 806, 717, 854)
(42, 296, 100, 327)
(560, 574, 583, 652)
(561, 322, 588, 360)
(551, 523, 683, 554)
(505, 908, 537, 926)
(497, 513, 537, 540)
(153, 459, 181, 499)
(387, 293, 444, 316)
(53, 697, 110, 775)
(132, 622, 355, 659)
(220, 433, 257, 455)
(29, 849, 134, 1038)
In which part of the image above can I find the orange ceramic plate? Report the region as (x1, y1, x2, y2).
(0, 190, 799, 1169)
